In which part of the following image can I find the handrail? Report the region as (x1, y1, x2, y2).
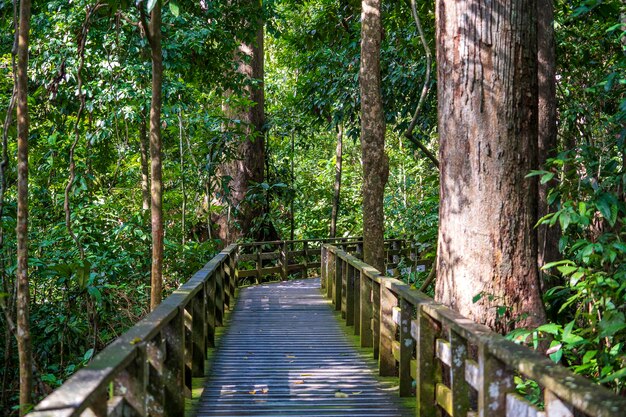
(27, 244, 238, 417)
(236, 237, 429, 284)
(321, 243, 626, 417)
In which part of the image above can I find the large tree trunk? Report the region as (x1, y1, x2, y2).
(16, 0, 32, 412)
(435, 1, 546, 332)
(360, 0, 389, 273)
(537, 0, 559, 283)
(216, 4, 265, 244)
(139, 112, 150, 212)
(330, 125, 343, 238)
(148, 2, 163, 311)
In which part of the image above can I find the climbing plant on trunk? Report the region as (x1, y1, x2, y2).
(434, 0, 546, 332)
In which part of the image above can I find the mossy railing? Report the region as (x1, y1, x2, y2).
(27, 244, 238, 417)
(322, 243, 626, 417)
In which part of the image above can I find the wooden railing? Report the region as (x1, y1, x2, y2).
(27, 245, 238, 417)
(235, 237, 428, 284)
(321, 244, 626, 417)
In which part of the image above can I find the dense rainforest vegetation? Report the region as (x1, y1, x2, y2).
(1, 0, 625, 414)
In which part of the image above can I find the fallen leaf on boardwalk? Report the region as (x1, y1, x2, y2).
(248, 390, 257, 395)
(288, 360, 294, 363)
(286, 355, 296, 359)
(335, 391, 349, 398)
(351, 391, 362, 395)
(293, 380, 304, 384)
(300, 373, 313, 377)
(261, 388, 269, 394)
(130, 337, 142, 345)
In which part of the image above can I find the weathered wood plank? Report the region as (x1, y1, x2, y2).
(197, 278, 413, 417)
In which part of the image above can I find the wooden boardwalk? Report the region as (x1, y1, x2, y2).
(196, 278, 413, 417)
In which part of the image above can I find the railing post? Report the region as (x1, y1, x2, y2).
(191, 290, 206, 377)
(321, 246, 327, 291)
(346, 265, 355, 326)
(280, 241, 288, 281)
(215, 264, 224, 327)
(223, 260, 231, 309)
(413, 308, 439, 417)
(334, 255, 342, 311)
(359, 271, 373, 347)
(206, 272, 216, 348)
(113, 343, 148, 416)
(341, 262, 348, 319)
(352, 268, 360, 335)
(356, 242, 363, 259)
(183, 304, 192, 394)
(372, 281, 381, 359)
(398, 297, 413, 397)
(163, 309, 185, 416)
(449, 329, 471, 416)
(477, 343, 513, 417)
(379, 282, 397, 376)
(302, 241, 309, 278)
(327, 249, 334, 299)
(255, 246, 262, 284)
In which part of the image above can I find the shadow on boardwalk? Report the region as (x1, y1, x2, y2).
(196, 278, 413, 417)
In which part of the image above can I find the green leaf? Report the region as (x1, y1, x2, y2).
(472, 292, 483, 303)
(557, 265, 577, 276)
(146, 0, 158, 13)
(537, 323, 561, 336)
(83, 348, 95, 362)
(169, 0, 179, 17)
(540, 172, 555, 184)
(598, 367, 626, 384)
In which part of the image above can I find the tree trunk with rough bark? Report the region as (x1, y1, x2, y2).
(16, 0, 32, 412)
(360, 0, 389, 273)
(330, 125, 343, 238)
(148, 2, 163, 311)
(435, 0, 546, 333)
(216, 3, 265, 244)
(537, 0, 559, 284)
(139, 112, 150, 212)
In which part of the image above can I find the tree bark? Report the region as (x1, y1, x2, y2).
(330, 124, 343, 238)
(216, 3, 265, 244)
(537, 0, 559, 282)
(139, 112, 150, 212)
(16, 0, 33, 411)
(148, 2, 163, 311)
(435, 0, 546, 332)
(360, 0, 389, 273)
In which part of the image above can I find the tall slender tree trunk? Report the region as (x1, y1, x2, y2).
(290, 130, 295, 241)
(330, 125, 343, 238)
(139, 112, 150, 212)
(360, 0, 389, 273)
(178, 107, 186, 246)
(16, 0, 32, 412)
(148, 2, 163, 311)
(217, 3, 265, 244)
(537, 0, 559, 283)
(435, 1, 546, 332)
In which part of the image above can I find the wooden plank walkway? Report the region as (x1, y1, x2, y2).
(196, 278, 413, 417)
